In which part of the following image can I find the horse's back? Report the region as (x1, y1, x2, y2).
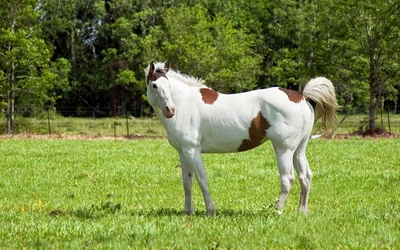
(196, 87, 314, 153)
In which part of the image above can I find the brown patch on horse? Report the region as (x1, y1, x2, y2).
(200, 88, 219, 104)
(238, 112, 270, 152)
(279, 88, 303, 103)
(147, 62, 168, 84)
(151, 70, 168, 81)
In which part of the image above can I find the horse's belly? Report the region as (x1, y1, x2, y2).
(200, 133, 268, 153)
(199, 110, 270, 153)
(200, 140, 241, 153)
(200, 141, 266, 153)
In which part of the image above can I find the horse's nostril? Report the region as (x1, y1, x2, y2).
(166, 106, 175, 113)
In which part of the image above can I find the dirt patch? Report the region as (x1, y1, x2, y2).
(329, 133, 400, 139)
(344, 126, 400, 139)
(0, 133, 398, 140)
(0, 133, 166, 140)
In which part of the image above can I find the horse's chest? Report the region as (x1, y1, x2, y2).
(164, 120, 199, 151)
(166, 134, 182, 151)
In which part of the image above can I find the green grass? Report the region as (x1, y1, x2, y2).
(1, 113, 399, 137)
(0, 138, 399, 248)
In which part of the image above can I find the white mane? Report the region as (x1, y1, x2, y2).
(168, 69, 207, 87)
(147, 61, 207, 88)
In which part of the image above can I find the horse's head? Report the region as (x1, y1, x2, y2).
(145, 61, 176, 119)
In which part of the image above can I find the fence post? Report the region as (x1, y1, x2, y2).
(387, 106, 391, 134)
(125, 111, 130, 137)
(113, 99, 117, 139)
(47, 106, 51, 138)
(380, 99, 384, 128)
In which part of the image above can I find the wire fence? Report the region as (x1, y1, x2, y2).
(1, 106, 400, 139)
(0, 106, 166, 138)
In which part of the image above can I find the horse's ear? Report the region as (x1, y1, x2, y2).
(147, 61, 155, 85)
(165, 60, 171, 72)
(149, 61, 155, 73)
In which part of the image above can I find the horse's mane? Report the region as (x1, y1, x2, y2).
(148, 61, 207, 88)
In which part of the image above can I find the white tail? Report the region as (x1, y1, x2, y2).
(303, 77, 339, 129)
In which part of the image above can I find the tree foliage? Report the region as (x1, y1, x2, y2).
(0, 0, 70, 133)
(160, 4, 262, 92)
(320, 0, 400, 129)
(0, 0, 400, 133)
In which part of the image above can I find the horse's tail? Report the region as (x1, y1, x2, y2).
(302, 77, 339, 129)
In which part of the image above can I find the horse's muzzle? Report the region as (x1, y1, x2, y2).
(163, 105, 175, 118)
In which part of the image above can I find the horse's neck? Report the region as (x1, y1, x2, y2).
(156, 80, 191, 131)
(169, 80, 191, 106)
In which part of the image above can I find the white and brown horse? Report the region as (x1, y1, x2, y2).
(145, 61, 338, 216)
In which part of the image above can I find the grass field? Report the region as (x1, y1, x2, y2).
(0, 138, 399, 248)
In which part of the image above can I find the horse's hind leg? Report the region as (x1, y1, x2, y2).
(273, 145, 295, 213)
(179, 152, 194, 215)
(293, 138, 312, 214)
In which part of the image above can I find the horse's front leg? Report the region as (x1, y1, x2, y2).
(181, 146, 216, 216)
(178, 152, 194, 215)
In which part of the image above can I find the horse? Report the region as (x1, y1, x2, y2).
(144, 61, 338, 216)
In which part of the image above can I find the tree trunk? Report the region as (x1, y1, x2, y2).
(7, 78, 14, 134)
(7, 49, 15, 134)
(71, 29, 76, 70)
(368, 82, 375, 130)
(7, 8, 17, 134)
(368, 53, 376, 130)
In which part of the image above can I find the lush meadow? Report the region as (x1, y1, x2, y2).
(0, 138, 399, 249)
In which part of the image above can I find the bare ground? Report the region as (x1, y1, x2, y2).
(0, 133, 165, 140)
(0, 132, 398, 140)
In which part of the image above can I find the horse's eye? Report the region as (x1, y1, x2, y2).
(152, 84, 158, 89)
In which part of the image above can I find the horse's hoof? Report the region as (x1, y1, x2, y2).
(298, 207, 309, 214)
(184, 209, 194, 216)
(206, 210, 216, 217)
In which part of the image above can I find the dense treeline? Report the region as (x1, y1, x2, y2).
(1, 0, 400, 134)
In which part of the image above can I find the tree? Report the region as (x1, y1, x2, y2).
(40, 0, 158, 116)
(160, 4, 263, 93)
(0, 0, 70, 133)
(323, 0, 400, 130)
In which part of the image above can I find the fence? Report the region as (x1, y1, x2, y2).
(1, 107, 400, 138)
(0, 106, 165, 138)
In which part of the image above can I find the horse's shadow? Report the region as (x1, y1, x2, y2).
(49, 207, 276, 219)
(130, 207, 278, 218)
(48, 200, 279, 219)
